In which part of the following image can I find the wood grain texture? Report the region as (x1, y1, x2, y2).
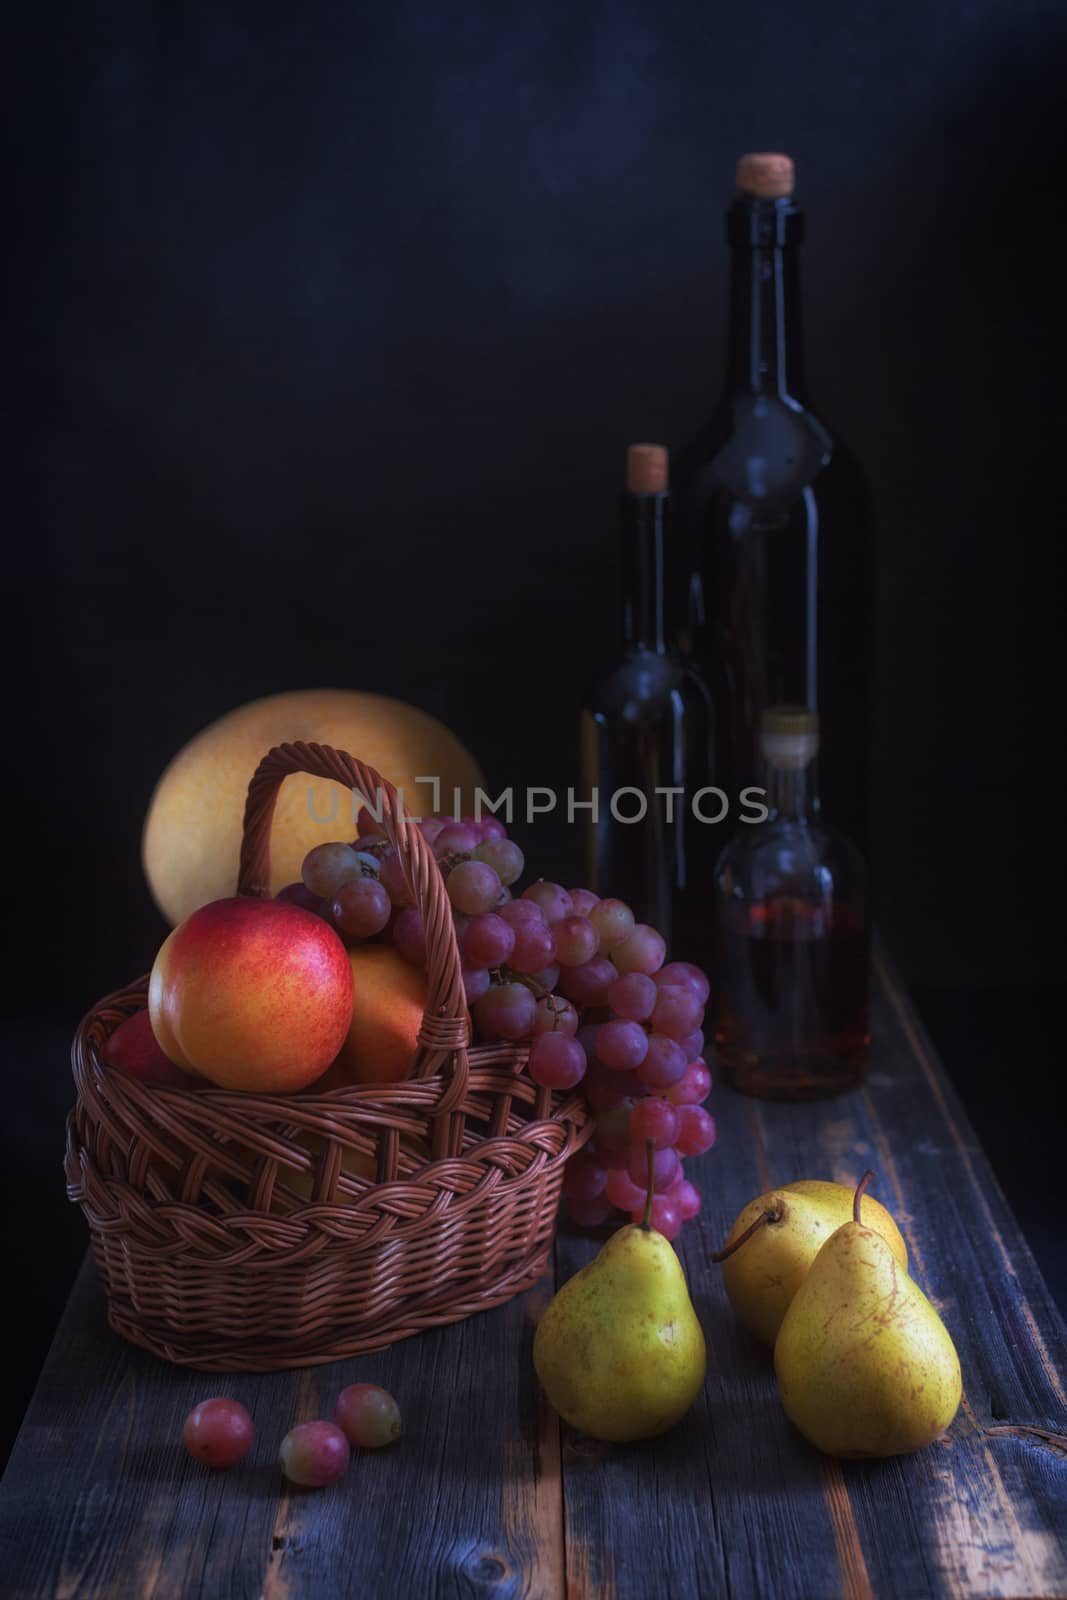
(1, 957, 1065, 1598)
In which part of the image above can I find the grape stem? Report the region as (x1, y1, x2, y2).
(709, 1207, 782, 1263)
(641, 1140, 655, 1230)
(508, 970, 554, 1000)
(853, 1168, 874, 1225)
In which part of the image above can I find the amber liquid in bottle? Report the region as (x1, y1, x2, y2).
(713, 706, 869, 1100)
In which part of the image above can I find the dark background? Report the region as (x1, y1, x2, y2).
(3, 0, 1063, 1458)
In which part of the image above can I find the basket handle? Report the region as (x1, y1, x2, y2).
(237, 741, 469, 1097)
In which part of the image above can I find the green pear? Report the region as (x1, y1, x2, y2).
(716, 1179, 908, 1346)
(533, 1180, 706, 1443)
(774, 1175, 962, 1458)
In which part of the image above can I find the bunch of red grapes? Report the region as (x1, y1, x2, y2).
(282, 811, 715, 1242)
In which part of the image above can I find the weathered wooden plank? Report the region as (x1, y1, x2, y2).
(0, 1258, 563, 1600)
(554, 955, 1067, 1600)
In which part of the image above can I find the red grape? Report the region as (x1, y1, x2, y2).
(183, 1397, 254, 1469)
(474, 982, 537, 1041)
(605, 1167, 647, 1210)
(479, 817, 508, 841)
(522, 882, 574, 923)
(681, 1029, 706, 1062)
(447, 860, 503, 915)
(583, 1062, 636, 1110)
(655, 961, 710, 1004)
(553, 915, 599, 968)
(334, 1384, 401, 1449)
(563, 1150, 608, 1202)
(666, 1059, 712, 1105)
(626, 1143, 680, 1190)
(589, 898, 635, 950)
(279, 1421, 350, 1487)
(331, 878, 391, 938)
(612, 924, 666, 976)
(302, 842, 363, 898)
(461, 913, 515, 968)
(652, 984, 704, 1041)
(531, 995, 579, 1037)
(674, 1106, 717, 1157)
(509, 920, 558, 974)
(418, 816, 449, 846)
(628, 1097, 681, 1150)
(569, 888, 600, 916)
(595, 1019, 649, 1071)
(276, 882, 325, 914)
(461, 965, 491, 1003)
(473, 837, 524, 884)
(459, 815, 489, 842)
(637, 1033, 687, 1090)
(674, 1180, 702, 1220)
(631, 1196, 682, 1240)
(529, 962, 561, 990)
(606, 971, 657, 1022)
(528, 1033, 587, 1089)
(500, 898, 546, 927)
(435, 823, 480, 854)
(593, 1104, 632, 1153)
(568, 1194, 614, 1227)
(380, 853, 414, 907)
(392, 907, 427, 966)
(557, 957, 615, 1007)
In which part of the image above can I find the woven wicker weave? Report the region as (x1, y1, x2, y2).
(65, 741, 590, 1371)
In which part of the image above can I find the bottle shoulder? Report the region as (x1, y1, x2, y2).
(715, 818, 865, 899)
(586, 647, 711, 719)
(676, 394, 870, 516)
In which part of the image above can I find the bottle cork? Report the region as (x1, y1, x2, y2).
(736, 152, 795, 199)
(626, 443, 669, 495)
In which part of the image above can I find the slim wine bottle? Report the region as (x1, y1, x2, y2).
(675, 152, 873, 860)
(581, 444, 715, 960)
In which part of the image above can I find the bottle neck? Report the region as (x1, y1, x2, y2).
(725, 197, 806, 400)
(621, 489, 670, 653)
(764, 756, 819, 822)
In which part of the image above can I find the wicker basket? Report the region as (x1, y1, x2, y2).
(65, 740, 590, 1371)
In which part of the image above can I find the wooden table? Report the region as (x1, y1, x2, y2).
(2, 953, 1065, 1599)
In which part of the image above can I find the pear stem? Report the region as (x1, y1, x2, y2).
(853, 1169, 874, 1225)
(710, 1206, 782, 1263)
(641, 1140, 656, 1230)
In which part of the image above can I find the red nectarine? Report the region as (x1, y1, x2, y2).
(148, 897, 354, 1092)
(103, 1008, 203, 1089)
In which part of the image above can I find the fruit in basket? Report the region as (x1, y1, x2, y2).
(183, 1398, 255, 1468)
(533, 1148, 707, 1442)
(294, 808, 714, 1241)
(330, 944, 428, 1085)
(714, 1178, 908, 1346)
(774, 1174, 961, 1457)
(103, 1008, 203, 1089)
(279, 1420, 351, 1487)
(142, 688, 485, 925)
(148, 897, 354, 1092)
(334, 1384, 402, 1448)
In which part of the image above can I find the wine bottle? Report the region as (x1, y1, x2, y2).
(581, 445, 715, 961)
(712, 705, 869, 1101)
(675, 152, 873, 861)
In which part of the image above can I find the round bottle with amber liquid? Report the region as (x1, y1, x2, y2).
(712, 706, 869, 1100)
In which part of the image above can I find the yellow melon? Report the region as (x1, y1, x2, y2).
(143, 689, 484, 925)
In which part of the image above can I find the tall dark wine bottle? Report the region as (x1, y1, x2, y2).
(581, 444, 715, 962)
(675, 152, 873, 861)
